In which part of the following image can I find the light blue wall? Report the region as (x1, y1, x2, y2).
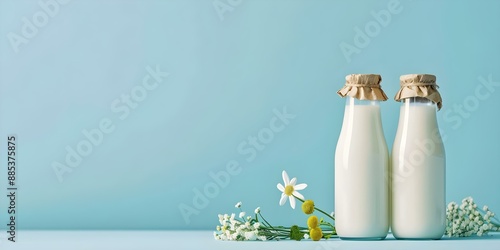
(0, 0, 499, 230)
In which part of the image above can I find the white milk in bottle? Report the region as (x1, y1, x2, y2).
(335, 74, 389, 240)
(391, 74, 446, 239)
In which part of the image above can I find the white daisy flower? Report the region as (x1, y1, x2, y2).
(276, 170, 307, 209)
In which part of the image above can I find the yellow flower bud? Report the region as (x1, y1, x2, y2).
(307, 215, 319, 229)
(302, 200, 315, 214)
(309, 227, 323, 241)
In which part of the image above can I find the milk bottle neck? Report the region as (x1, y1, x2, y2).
(398, 97, 440, 133)
(401, 97, 437, 109)
(345, 96, 381, 106)
(342, 97, 384, 135)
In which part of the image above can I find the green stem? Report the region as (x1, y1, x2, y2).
(260, 227, 292, 232)
(259, 226, 309, 233)
(272, 225, 309, 231)
(294, 195, 335, 221)
(320, 221, 335, 229)
(323, 232, 339, 239)
(491, 216, 500, 226)
(258, 212, 275, 229)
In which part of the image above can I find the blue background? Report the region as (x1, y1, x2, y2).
(0, 0, 499, 230)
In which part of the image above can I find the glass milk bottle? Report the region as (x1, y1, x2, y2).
(391, 74, 446, 239)
(335, 74, 389, 240)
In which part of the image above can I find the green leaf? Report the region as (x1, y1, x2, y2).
(289, 225, 304, 241)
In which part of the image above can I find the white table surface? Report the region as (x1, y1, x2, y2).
(1, 230, 499, 250)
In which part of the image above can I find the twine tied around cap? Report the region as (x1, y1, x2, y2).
(394, 74, 443, 110)
(337, 74, 388, 101)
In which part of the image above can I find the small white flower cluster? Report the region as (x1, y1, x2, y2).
(214, 202, 267, 241)
(446, 197, 500, 237)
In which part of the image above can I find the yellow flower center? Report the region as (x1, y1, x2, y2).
(284, 185, 294, 196)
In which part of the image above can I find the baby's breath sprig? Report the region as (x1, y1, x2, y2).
(214, 202, 309, 241)
(446, 196, 500, 237)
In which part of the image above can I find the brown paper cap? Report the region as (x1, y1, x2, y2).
(394, 74, 443, 110)
(337, 74, 388, 101)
